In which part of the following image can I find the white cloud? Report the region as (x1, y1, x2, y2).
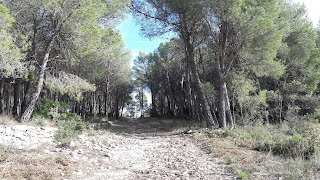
(131, 49, 140, 58)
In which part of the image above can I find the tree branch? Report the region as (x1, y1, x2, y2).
(130, 5, 179, 27)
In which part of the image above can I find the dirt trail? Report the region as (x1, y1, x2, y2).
(72, 118, 235, 180)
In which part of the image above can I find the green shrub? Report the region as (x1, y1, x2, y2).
(54, 115, 88, 145)
(36, 99, 69, 121)
(31, 114, 50, 126)
(306, 108, 320, 123)
(255, 134, 316, 158)
(213, 123, 320, 159)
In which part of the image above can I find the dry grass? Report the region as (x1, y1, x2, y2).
(195, 133, 271, 179)
(0, 115, 19, 125)
(0, 145, 75, 180)
(143, 118, 200, 132)
(195, 122, 320, 180)
(0, 114, 55, 127)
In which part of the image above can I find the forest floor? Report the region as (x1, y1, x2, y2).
(0, 117, 235, 180)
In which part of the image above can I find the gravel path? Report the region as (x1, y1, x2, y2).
(0, 119, 234, 179)
(72, 119, 234, 180)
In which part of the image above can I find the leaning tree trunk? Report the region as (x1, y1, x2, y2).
(217, 73, 233, 129)
(216, 21, 234, 129)
(20, 31, 58, 123)
(185, 33, 214, 128)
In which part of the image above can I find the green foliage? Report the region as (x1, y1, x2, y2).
(203, 82, 217, 100)
(0, 4, 15, 28)
(255, 133, 316, 159)
(54, 115, 88, 145)
(34, 100, 88, 144)
(31, 114, 50, 126)
(0, 3, 26, 78)
(214, 122, 320, 159)
(306, 109, 320, 123)
(36, 99, 69, 120)
(238, 172, 248, 179)
(45, 73, 96, 101)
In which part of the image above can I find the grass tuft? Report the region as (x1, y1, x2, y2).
(0, 115, 18, 125)
(197, 121, 320, 179)
(0, 144, 75, 179)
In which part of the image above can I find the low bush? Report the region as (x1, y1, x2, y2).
(54, 114, 88, 145)
(254, 133, 316, 159)
(213, 122, 320, 159)
(30, 114, 50, 126)
(206, 121, 320, 179)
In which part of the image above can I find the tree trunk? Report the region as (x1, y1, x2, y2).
(81, 93, 86, 119)
(185, 34, 214, 128)
(115, 90, 119, 119)
(104, 91, 108, 120)
(140, 89, 144, 118)
(216, 21, 233, 129)
(4, 80, 10, 115)
(104, 77, 109, 119)
(178, 74, 185, 118)
(150, 83, 158, 117)
(21, 80, 31, 114)
(0, 79, 3, 114)
(12, 80, 20, 116)
(98, 95, 102, 115)
(75, 102, 80, 115)
(225, 88, 234, 129)
(218, 79, 227, 128)
(20, 31, 57, 123)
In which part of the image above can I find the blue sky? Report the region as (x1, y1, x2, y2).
(116, 14, 170, 65)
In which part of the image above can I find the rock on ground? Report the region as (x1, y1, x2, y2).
(0, 125, 56, 149)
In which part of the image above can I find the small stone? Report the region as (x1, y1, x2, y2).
(69, 141, 76, 147)
(71, 152, 78, 160)
(104, 153, 110, 157)
(54, 148, 62, 152)
(77, 149, 84, 154)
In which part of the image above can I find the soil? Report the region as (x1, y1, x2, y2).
(71, 118, 235, 180)
(0, 118, 235, 180)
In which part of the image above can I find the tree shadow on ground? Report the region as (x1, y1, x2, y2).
(105, 117, 200, 136)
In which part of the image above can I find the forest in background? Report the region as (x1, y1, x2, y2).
(131, 0, 320, 129)
(0, 0, 320, 129)
(0, 0, 133, 122)
(1, 0, 320, 178)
